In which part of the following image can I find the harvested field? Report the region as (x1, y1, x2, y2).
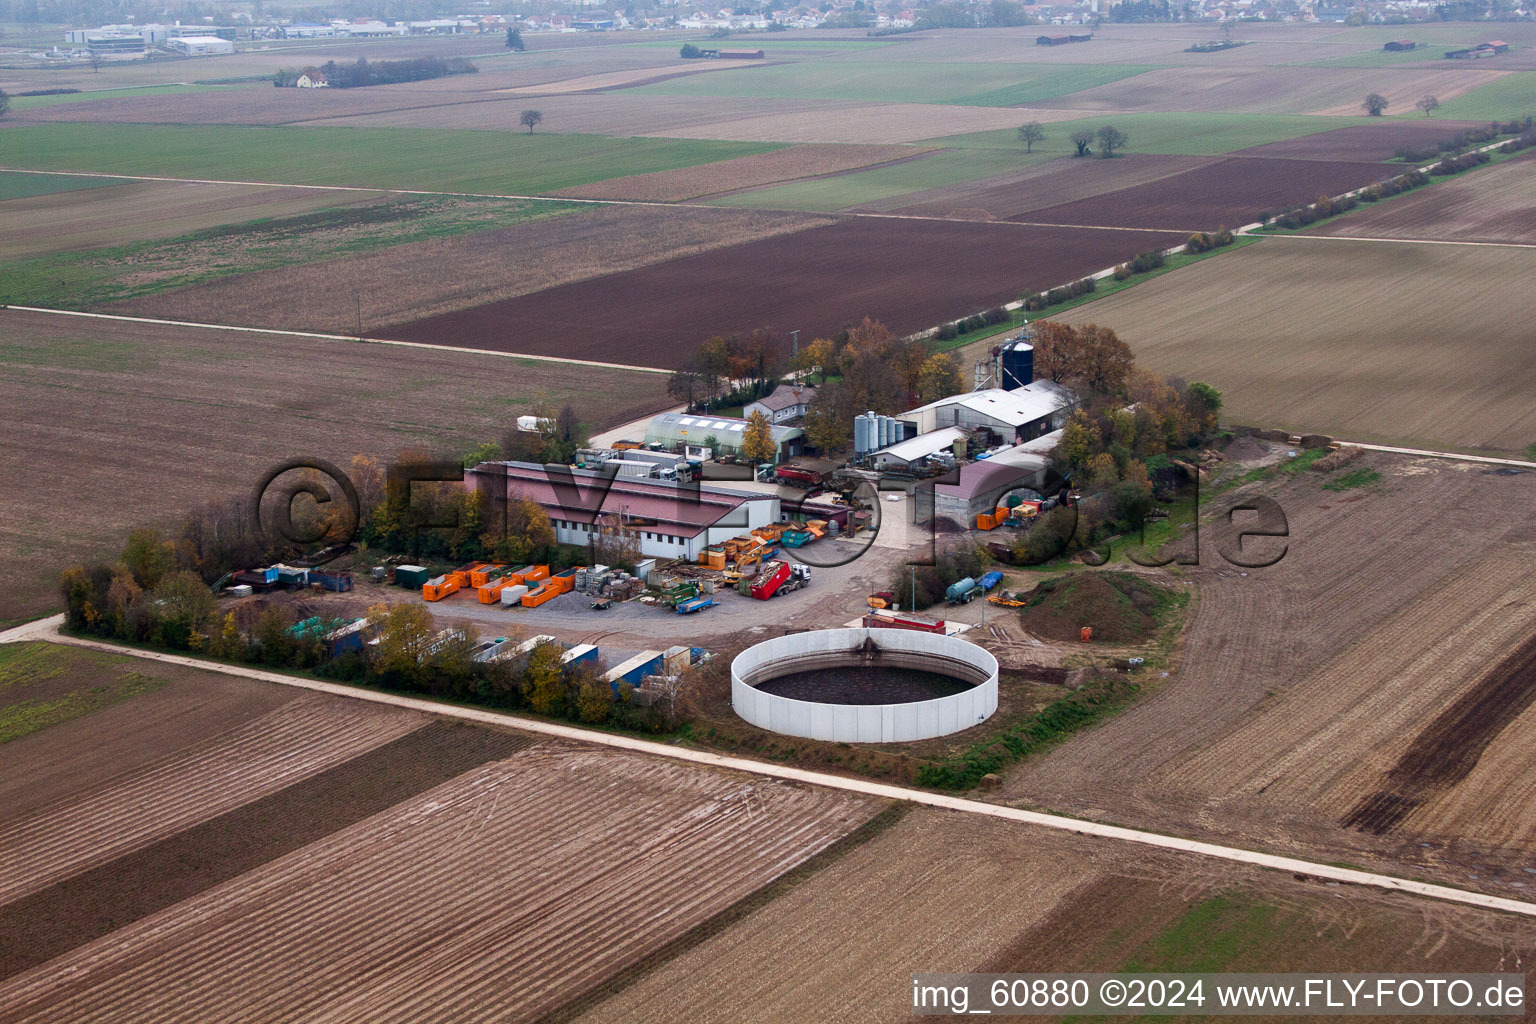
(4, 87, 498, 127)
(0, 692, 424, 906)
(0, 745, 875, 1024)
(999, 454, 1536, 888)
(113, 205, 831, 333)
(881, 153, 1217, 219)
(0, 720, 533, 981)
(0, 180, 386, 261)
(1052, 237, 1536, 453)
(575, 808, 1536, 1023)
(0, 308, 673, 624)
(1018, 156, 1399, 230)
(1308, 151, 1536, 244)
(381, 220, 1187, 369)
(0, 640, 165, 744)
(640, 103, 1094, 145)
(1232, 119, 1491, 161)
(0, 171, 130, 201)
(0, 645, 295, 824)
(552, 144, 928, 202)
(1033, 64, 1507, 116)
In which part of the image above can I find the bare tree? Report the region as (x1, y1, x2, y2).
(1096, 125, 1128, 158)
(520, 109, 543, 133)
(1070, 129, 1094, 157)
(1416, 95, 1440, 117)
(1016, 121, 1046, 153)
(88, 52, 103, 73)
(1363, 92, 1389, 116)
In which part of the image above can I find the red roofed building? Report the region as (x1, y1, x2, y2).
(465, 461, 781, 560)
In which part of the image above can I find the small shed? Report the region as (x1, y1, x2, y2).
(1383, 39, 1415, 51)
(719, 49, 765, 58)
(1036, 34, 1070, 46)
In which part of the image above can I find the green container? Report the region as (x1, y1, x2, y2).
(395, 566, 431, 588)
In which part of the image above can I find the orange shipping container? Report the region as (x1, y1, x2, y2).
(469, 564, 507, 588)
(520, 565, 550, 584)
(422, 576, 460, 601)
(522, 585, 558, 608)
(976, 513, 997, 531)
(478, 581, 509, 604)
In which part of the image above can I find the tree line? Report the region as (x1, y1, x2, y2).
(274, 56, 476, 88)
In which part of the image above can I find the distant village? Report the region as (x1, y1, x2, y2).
(47, 0, 1531, 62)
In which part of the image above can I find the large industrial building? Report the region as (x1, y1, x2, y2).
(464, 461, 780, 561)
(644, 412, 804, 461)
(899, 379, 1074, 442)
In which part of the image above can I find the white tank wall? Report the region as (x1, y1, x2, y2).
(731, 628, 998, 743)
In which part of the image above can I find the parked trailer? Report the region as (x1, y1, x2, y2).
(775, 466, 822, 488)
(675, 595, 717, 615)
(602, 650, 665, 690)
(560, 644, 599, 671)
(946, 577, 978, 604)
(978, 571, 1004, 592)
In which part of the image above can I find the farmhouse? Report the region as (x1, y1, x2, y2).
(743, 383, 815, 425)
(1445, 41, 1509, 59)
(1036, 33, 1090, 45)
(719, 49, 766, 58)
(644, 411, 804, 460)
(464, 461, 780, 561)
(296, 68, 328, 88)
(899, 379, 1074, 444)
(1383, 39, 1415, 51)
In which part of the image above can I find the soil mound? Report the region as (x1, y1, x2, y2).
(1017, 572, 1164, 644)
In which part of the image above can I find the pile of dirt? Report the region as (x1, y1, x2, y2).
(1017, 572, 1164, 644)
(1221, 435, 1273, 463)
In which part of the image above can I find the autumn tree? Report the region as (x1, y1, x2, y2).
(1363, 92, 1388, 116)
(741, 409, 777, 464)
(1095, 125, 1128, 158)
(795, 336, 837, 383)
(1057, 410, 1101, 468)
(667, 368, 703, 411)
(1026, 320, 1078, 384)
(369, 602, 437, 683)
(1070, 129, 1094, 157)
(804, 382, 855, 451)
(520, 108, 543, 133)
(1073, 324, 1134, 397)
(916, 352, 964, 403)
(523, 641, 567, 715)
(121, 528, 175, 590)
(489, 492, 555, 564)
(576, 675, 614, 724)
(693, 335, 732, 403)
(1017, 121, 1045, 153)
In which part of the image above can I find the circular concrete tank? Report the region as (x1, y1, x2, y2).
(731, 628, 998, 743)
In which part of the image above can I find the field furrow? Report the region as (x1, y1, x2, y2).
(0, 746, 875, 1024)
(0, 694, 423, 905)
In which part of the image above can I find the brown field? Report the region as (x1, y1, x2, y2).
(896, 23, 1386, 66)
(112, 205, 831, 334)
(0, 743, 876, 1024)
(0, 308, 672, 625)
(639, 103, 1096, 145)
(998, 454, 1536, 890)
(552, 143, 928, 202)
(883, 153, 1218, 220)
(1037, 64, 1507, 115)
(0, 647, 296, 826)
(380, 220, 1187, 369)
(1232, 119, 1494, 161)
(1308, 151, 1536, 243)
(0, 693, 424, 905)
(576, 808, 1536, 1023)
(0, 180, 385, 260)
(1047, 236, 1536, 452)
(1019, 156, 1399, 230)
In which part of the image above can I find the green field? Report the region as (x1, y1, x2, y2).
(0, 124, 782, 194)
(1429, 69, 1536, 120)
(0, 170, 132, 200)
(0, 195, 579, 308)
(8, 82, 237, 109)
(925, 111, 1377, 154)
(631, 59, 1157, 105)
(0, 642, 165, 743)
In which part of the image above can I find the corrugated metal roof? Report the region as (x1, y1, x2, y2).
(871, 426, 966, 463)
(902, 380, 1071, 427)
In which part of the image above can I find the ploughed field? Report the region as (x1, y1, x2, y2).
(380, 219, 1186, 369)
(0, 309, 670, 626)
(997, 455, 1536, 894)
(1307, 151, 1536, 244)
(0, 655, 878, 1022)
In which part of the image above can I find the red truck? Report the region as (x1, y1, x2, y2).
(775, 466, 823, 488)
